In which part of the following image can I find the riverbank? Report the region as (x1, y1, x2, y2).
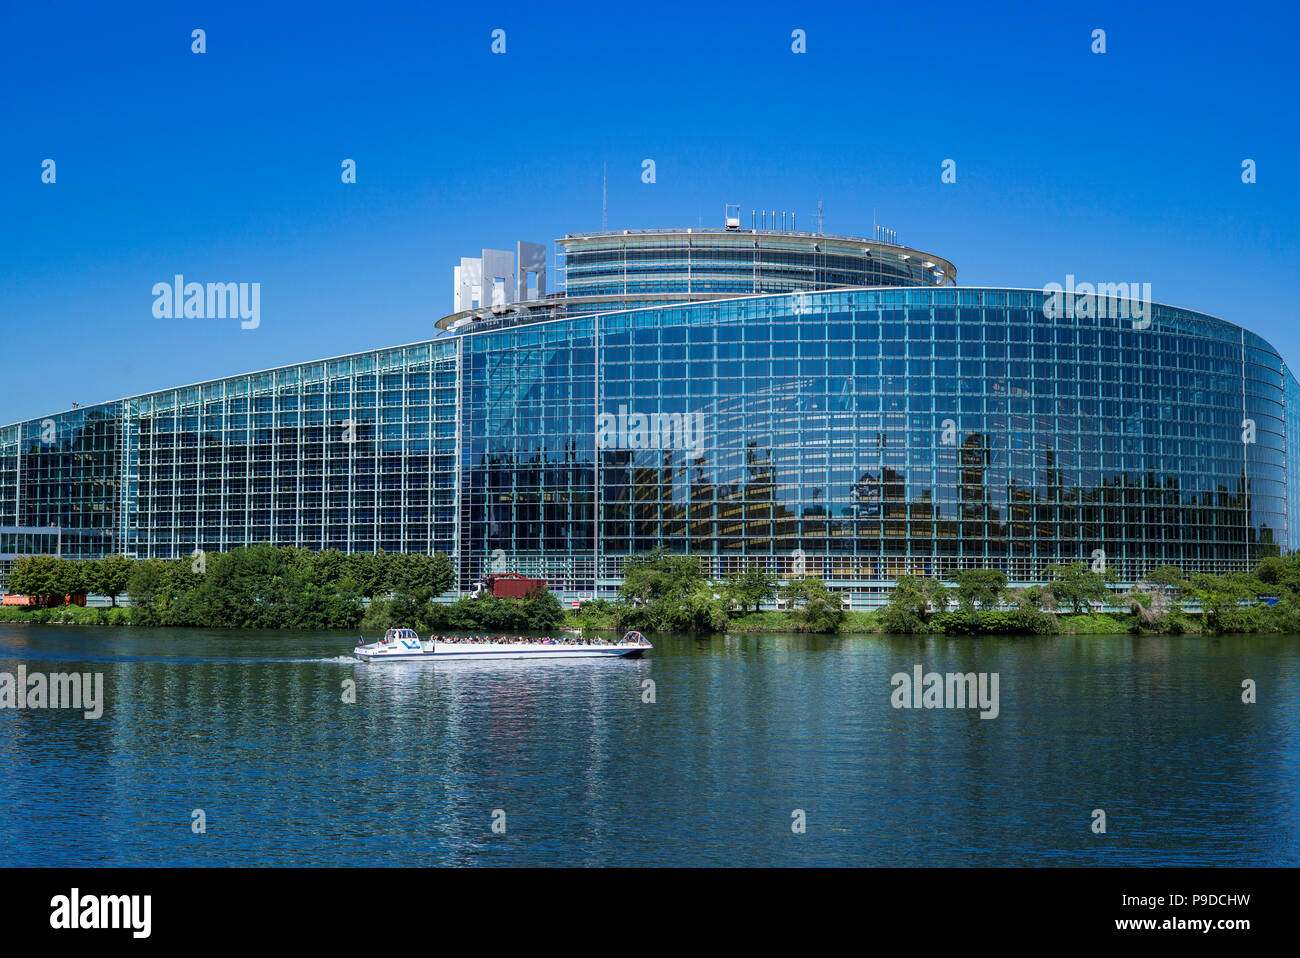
(0, 603, 1209, 635)
(723, 609, 1149, 635)
(0, 605, 132, 626)
(9, 547, 1298, 636)
(570, 607, 1204, 636)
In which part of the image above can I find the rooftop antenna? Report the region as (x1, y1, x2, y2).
(815, 198, 825, 234)
(602, 163, 607, 230)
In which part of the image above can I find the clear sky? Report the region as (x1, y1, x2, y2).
(2, 0, 1297, 424)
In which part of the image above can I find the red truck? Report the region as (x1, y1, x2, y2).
(483, 573, 547, 599)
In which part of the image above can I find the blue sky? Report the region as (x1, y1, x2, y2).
(2, 0, 1297, 424)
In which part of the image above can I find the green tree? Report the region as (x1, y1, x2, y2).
(879, 575, 948, 633)
(610, 553, 729, 634)
(412, 582, 567, 635)
(1009, 584, 1057, 616)
(1145, 565, 1189, 602)
(723, 564, 776, 614)
(388, 551, 455, 601)
(93, 554, 134, 607)
(679, 584, 731, 632)
(779, 576, 845, 633)
(157, 559, 203, 625)
(1187, 572, 1263, 634)
(347, 549, 389, 599)
(5, 555, 89, 605)
(951, 569, 1008, 616)
(780, 576, 828, 609)
(1044, 562, 1113, 614)
(64, 559, 94, 599)
(310, 549, 349, 587)
(619, 549, 707, 605)
(521, 585, 565, 631)
(7, 555, 60, 601)
(127, 559, 167, 624)
(185, 544, 364, 630)
(1254, 555, 1300, 595)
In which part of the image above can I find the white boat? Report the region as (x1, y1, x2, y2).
(353, 628, 652, 662)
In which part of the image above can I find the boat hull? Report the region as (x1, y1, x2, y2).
(353, 643, 648, 662)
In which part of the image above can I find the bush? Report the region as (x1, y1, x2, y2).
(792, 593, 846, 634)
(878, 575, 947, 633)
(611, 585, 729, 634)
(0, 605, 136, 626)
(1057, 613, 1129, 635)
(566, 599, 618, 632)
(363, 587, 567, 635)
(728, 610, 794, 632)
(779, 578, 846, 633)
(841, 610, 879, 633)
(103, 606, 133, 626)
(930, 609, 1053, 635)
(116, 546, 454, 629)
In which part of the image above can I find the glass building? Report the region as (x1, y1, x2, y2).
(2, 222, 1295, 605)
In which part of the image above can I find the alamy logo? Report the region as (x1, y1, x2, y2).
(0, 667, 104, 719)
(1042, 275, 1151, 326)
(890, 664, 1000, 720)
(152, 274, 260, 329)
(50, 888, 150, 938)
(596, 406, 706, 459)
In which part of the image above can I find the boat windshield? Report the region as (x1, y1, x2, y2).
(384, 628, 420, 641)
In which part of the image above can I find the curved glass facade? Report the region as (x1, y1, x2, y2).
(2, 230, 1297, 603)
(557, 228, 954, 313)
(454, 287, 1292, 596)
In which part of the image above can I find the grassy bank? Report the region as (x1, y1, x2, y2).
(557, 607, 1203, 636)
(725, 610, 881, 633)
(0, 605, 133, 626)
(7, 548, 1292, 637)
(1055, 613, 1138, 634)
(0, 603, 1209, 636)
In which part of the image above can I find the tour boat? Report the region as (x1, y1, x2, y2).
(353, 628, 651, 662)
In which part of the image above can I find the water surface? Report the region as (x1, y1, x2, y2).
(1, 625, 1296, 866)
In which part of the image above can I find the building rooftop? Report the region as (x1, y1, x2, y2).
(438, 221, 957, 332)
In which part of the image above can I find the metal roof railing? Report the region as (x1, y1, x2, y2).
(559, 227, 910, 247)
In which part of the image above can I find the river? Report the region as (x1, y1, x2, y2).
(1, 625, 1296, 866)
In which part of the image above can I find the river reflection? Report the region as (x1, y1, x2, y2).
(1, 626, 1296, 866)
